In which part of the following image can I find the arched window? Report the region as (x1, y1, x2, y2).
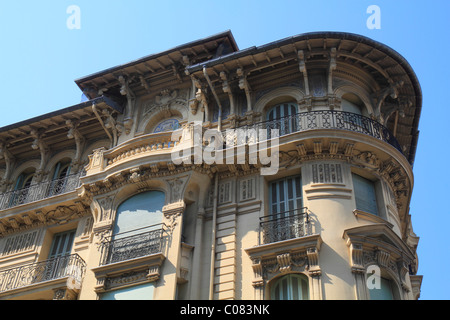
(113, 191, 165, 238)
(266, 103, 298, 136)
(341, 93, 365, 116)
(14, 169, 35, 191)
(369, 276, 396, 300)
(271, 274, 309, 300)
(153, 119, 180, 133)
(10, 168, 36, 206)
(105, 191, 165, 265)
(48, 159, 72, 196)
(52, 160, 72, 180)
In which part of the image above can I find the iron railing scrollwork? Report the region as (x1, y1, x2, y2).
(259, 208, 310, 245)
(99, 225, 165, 266)
(0, 254, 86, 293)
(227, 110, 402, 153)
(0, 171, 84, 210)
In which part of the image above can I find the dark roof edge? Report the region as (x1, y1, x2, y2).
(187, 31, 422, 164)
(74, 30, 239, 86)
(0, 96, 122, 134)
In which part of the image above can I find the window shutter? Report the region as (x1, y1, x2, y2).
(352, 173, 378, 215)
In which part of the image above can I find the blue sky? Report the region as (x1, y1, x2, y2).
(0, 0, 448, 299)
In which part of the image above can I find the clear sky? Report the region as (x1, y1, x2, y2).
(0, 0, 448, 300)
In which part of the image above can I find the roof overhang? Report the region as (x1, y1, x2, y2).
(186, 31, 422, 166)
(74, 30, 239, 100)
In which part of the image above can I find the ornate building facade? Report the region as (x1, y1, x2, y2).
(0, 31, 422, 300)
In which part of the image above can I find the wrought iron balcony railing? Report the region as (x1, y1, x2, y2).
(99, 225, 165, 266)
(0, 171, 84, 210)
(0, 254, 86, 294)
(224, 110, 402, 153)
(259, 208, 310, 245)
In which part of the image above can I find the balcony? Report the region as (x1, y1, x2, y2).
(227, 110, 402, 153)
(0, 254, 86, 297)
(0, 171, 84, 211)
(259, 208, 311, 245)
(246, 207, 322, 287)
(93, 225, 166, 293)
(99, 225, 165, 266)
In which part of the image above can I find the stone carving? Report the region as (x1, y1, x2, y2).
(0, 141, 15, 191)
(118, 75, 136, 134)
(30, 128, 49, 182)
(166, 175, 189, 204)
(66, 120, 85, 172)
(143, 89, 188, 118)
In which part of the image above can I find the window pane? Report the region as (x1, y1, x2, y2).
(114, 191, 165, 238)
(271, 274, 309, 300)
(352, 174, 378, 215)
(369, 277, 394, 300)
(282, 278, 288, 300)
(291, 276, 299, 300)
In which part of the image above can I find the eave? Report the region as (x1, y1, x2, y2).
(74, 30, 239, 100)
(186, 31, 422, 166)
(0, 96, 122, 160)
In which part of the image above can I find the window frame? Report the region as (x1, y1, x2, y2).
(352, 173, 379, 216)
(270, 273, 309, 300)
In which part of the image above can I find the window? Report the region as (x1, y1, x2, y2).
(10, 169, 35, 206)
(14, 171, 34, 191)
(48, 160, 72, 196)
(103, 191, 165, 265)
(352, 173, 378, 216)
(100, 282, 155, 300)
(341, 93, 364, 115)
(369, 277, 396, 300)
(264, 176, 305, 242)
(46, 230, 76, 280)
(271, 274, 309, 300)
(113, 191, 165, 238)
(49, 230, 76, 259)
(270, 175, 303, 216)
(266, 103, 298, 136)
(153, 119, 180, 133)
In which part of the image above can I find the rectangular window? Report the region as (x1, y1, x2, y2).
(270, 175, 302, 217)
(352, 173, 378, 216)
(49, 230, 76, 259)
(263, 175, 305, 243)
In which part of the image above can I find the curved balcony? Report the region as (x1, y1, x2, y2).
(235, 110, 402, 153)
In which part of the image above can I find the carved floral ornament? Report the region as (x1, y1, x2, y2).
(245, 235, 323, 288)
(0, 202, 90, 236)
(142, 89, 189, 119)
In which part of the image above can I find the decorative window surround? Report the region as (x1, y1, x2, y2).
(245, 234, 322, 300)
(343, 224, 416, 300)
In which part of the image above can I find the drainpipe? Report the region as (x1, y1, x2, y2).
(203, 65, 222, 300)
(209, 171, 219, 300)
(92, 103, 113, 145)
